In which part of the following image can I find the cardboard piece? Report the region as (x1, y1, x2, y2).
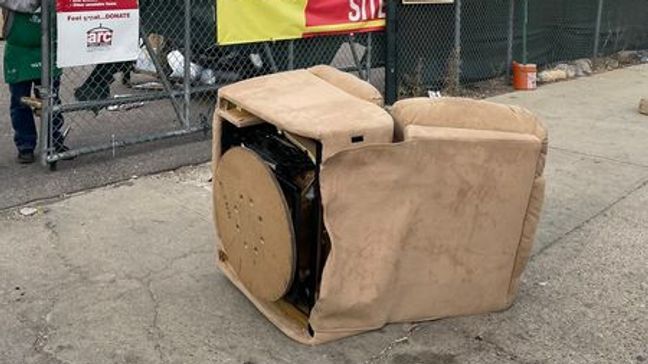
(212, 69, 548, 345)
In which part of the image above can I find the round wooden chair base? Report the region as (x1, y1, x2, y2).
(214, 147, 296, 302)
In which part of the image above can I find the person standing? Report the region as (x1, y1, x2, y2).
(3, 7, 67, 164)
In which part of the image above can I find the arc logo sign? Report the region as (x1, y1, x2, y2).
(217, 0, 387, 45)
(57, 0, 139, 67)
(86, 25, 114, 49)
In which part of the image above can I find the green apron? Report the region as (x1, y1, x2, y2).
(4, 11, 61, 84)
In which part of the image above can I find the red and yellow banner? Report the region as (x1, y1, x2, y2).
(217, 0, 386, 45)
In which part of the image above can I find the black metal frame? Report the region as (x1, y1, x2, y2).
(219, 121, 328, 314)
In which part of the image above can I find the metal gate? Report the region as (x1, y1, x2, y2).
(37, 0, 380, 169)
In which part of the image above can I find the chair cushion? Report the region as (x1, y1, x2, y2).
(392, 97, 548, 176)
(309, 65, 384, 107)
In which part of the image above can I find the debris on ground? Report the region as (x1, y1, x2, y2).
(539, 60, 590, 84)
(132, 81, 164, 91)
(538, 69, 568, 84)
(554, 63, 577, 78)
(615, 50, 640, 64)
(200, 69, 217, 86)
(595, 57, 620, 71)
(19, 207, 39, 217)
(639, 98, 648, 116)
(538, 49, 647, 85)
(107, 95, 147, 112)
(573, 59, 593, 76)
(605, 50, 648, 68)
(107, 102, 146, 112)
(641, 52, 648, 64)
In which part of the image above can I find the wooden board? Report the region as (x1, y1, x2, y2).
(283, 131, 318, 163)
(217, 98, 263, 128)
(214, 147, 296, 302)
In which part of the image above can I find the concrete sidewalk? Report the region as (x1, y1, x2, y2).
(2, 65, 648, 364)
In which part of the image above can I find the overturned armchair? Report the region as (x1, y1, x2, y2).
(211, 65, 548, 345)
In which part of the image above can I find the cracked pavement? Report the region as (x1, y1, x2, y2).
(2, 65, 648, 363)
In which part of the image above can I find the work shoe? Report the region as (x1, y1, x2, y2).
(17, 151, 35, 164)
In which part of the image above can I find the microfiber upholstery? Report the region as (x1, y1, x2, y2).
(392, 97, 548, 309)
(214, 69, 393, 161)
(308, 65, 384, 107)
(213, 74, 548, 345)
(392, 97, 548, 177)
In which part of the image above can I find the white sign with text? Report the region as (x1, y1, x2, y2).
(56, 0, 139, 67)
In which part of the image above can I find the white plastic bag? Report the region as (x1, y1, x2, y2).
(135, 47, 156, 74)
(167, 50, 202, 82)
(200, 69, 216, 85)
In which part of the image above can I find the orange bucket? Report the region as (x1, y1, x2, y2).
(512, 62, 537, 90)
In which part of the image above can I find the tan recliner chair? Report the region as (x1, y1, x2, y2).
(212, 66, 547, 345)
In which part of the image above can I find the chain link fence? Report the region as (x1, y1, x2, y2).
(38, 0, 383, 169)
(385, 0, 648, 103)
(39, 0, 215, 169)
(37, 0, 648, 169)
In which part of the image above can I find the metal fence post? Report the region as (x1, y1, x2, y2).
(593, 0, 604, 60)
(288, 40, 295, 70)
(506, 0, 515, 81)
(385, 0, 398, 105)
(39, 0, 52, 167)
(365, 32, 373, 82)
(183, 0, 192, 128)
(348, 34, 366, 80)
(263, 43, 279, 73)
(451, 0, 462, 89)
(522, 0, 528, 64)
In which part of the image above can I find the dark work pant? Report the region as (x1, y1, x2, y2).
(9, 78, 64, 153)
